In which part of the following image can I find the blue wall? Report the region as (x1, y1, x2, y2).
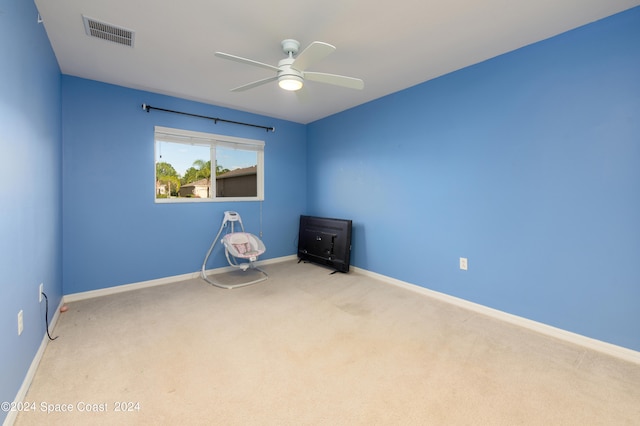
(0, 0, 62, 420)
(307, 8, 640, 351)
(61, 77, 307, 294)
(2, 4, 639, 417)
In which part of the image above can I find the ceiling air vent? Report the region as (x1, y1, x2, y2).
(82, 15, 134, 47)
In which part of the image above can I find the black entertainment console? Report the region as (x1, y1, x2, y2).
(297, 215, 352, 273)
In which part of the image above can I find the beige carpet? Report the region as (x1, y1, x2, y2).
(15, 260, 640, 425)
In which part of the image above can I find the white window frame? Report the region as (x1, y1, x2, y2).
(154, 126, 264, 203)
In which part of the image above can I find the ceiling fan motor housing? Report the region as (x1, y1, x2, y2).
(277, 57, 304, 91)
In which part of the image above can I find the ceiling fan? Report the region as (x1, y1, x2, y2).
(214, 39, 364, 92)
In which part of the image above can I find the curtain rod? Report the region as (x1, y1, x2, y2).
(141, 104, 275, 133)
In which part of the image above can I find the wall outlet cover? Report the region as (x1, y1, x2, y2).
(460, 257, 468, 270)
(18, 310, 24, 335)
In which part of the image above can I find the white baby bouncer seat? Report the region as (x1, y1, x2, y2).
(201, 211, 268, 289)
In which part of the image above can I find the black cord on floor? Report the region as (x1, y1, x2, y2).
(41, 292, 58, 341)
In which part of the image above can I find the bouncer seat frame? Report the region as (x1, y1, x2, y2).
(201, 211, 268, 289)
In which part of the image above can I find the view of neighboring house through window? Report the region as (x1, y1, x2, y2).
(154, 126, 264, 202)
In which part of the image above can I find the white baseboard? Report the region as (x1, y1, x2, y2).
(5, 256, 295, 425)
(62, 256, 639, 365)
(351, 266, 640, 365)
(3, 298, 64, 426)
(63, 254, 298, 303)
(6, 256, 637, 426)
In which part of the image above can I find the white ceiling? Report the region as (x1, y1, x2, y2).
(35, 0, 640, 124)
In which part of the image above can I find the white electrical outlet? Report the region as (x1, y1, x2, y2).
(39, 283, 44, 302)
(18, 310, 24, 335)
(460, 257, 468, 271)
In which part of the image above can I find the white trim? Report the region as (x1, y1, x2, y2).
(64, 271, 200, 303)
(154, 196, 263, 204)
(63, 258, 639, 364)
(351, 266, 640, 365)
(153, 125, 265, 203)
(7, 256, 636, 426)
(54, 258, 640, 365)
(63, 255, 297, 302)
(3, 298, 64, 426)
(155, 126, 265, 148)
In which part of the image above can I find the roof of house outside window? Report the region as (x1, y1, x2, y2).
(217, 166, 257, 179)
(181, 178, 209, 188)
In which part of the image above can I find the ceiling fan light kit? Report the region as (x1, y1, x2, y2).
(278, 75, 303, 91)
(215, 39, 364, 93)
(277, 51, 304, 91)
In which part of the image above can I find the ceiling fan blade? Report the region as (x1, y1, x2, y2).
(291, 41, 335, 72)
(304, 72, 364, 90)
(214, 52, 279, 72)
(231, 76, 278, 92)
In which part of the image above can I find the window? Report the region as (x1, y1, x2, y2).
(154, 126, 264, 203)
